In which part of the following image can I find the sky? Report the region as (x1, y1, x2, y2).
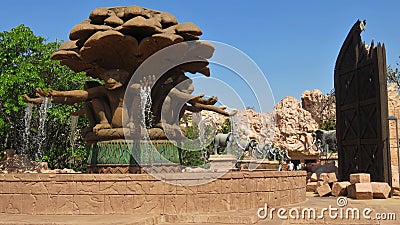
(1, 0, 400, 112)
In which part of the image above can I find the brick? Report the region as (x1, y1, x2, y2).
(331, 181, 351, 197)
(350, 173, 370, 184)
(348, 183, 373, 199)
(316, 184, 331, 197)
(371, 182, 391, 199)
(306, 182, 318, 192)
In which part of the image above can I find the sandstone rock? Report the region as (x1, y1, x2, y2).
(306, 182, 318, 192)
(317, 184, 331, 197)
(350, 173, 371, 184)
(371, 182, 391, 199)
(331, 181, 351, 197)
(273, 97, 319, 153)
(301, 89, 335, 128)
(347, 183, 373, 199)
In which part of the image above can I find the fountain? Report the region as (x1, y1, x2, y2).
(2, 5, 306, 219)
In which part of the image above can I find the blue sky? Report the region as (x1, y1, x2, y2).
(1, 1, 400, 112)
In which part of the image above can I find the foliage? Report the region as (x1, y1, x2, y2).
(180, 116, 216, 167)
(321, 120, 336, 131)
(388, 64, 400, 90)
(219, 118, 232, 134)
(0, 25, 90, 171)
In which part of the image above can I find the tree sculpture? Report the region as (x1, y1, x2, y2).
(24, 5, 232, 172)
(26, 5, 231, 140)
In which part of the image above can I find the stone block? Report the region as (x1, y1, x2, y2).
(54, 195, 74, 215)
(327, 173, 338, 183)
(186, 194, 210, 213)
(164, 194, 187, 214)
(316, 180, 325, 188)
(104, 195, 127, 214)
(347, 183, 373, 199)
(371, 182, 391, 199)
(73, 195, 105, 214)
(319, 173, 329, 183)
(306, 182, 318, 192)
(350, 173, 370, 184)
(331, 181, 351, 197)
(310, 173, 318, 182)
(316, 184, 331, 197)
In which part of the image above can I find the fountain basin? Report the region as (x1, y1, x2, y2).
(0, 171, 306, 215)
(87, 140, 182, 174)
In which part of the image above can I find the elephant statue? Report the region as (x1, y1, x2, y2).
(256, 143, 274, 159)
(213, 132, 238, 155)
(238, 139, 259, 158)
(313, 129, 337, 154)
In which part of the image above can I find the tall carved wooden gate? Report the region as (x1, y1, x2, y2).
(334, 20, 391, 183)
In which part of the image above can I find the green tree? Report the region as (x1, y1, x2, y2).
(388, 64, 400, 89)
(0, 25, 90, 170)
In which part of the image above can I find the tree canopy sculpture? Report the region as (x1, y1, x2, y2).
(25, 5, 232, 143)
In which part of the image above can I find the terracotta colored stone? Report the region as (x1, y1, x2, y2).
(350, 173, 371, 184)
(331, 181, 351, 197)
(316, 184, 331, 197)
(371, 182, 391, 199)
(348, 183, 373, 199)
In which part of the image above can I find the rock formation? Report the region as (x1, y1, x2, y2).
(273, 96, 319, 154)
(301, 89, 336, 128)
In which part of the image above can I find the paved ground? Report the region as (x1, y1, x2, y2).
(1, 193, 400, 225)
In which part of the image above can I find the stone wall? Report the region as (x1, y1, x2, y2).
(0, 171, 306, 215)
(388, 83, 400, 189)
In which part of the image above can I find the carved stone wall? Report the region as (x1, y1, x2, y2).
(0, 171, 306, 215)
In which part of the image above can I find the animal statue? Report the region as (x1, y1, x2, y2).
(239, 139, 259, 158)
(313, 129, 337, 154)
(270, 147, 291, 162)
(213, 132, 238, 155)
(256, 143, 274, 159)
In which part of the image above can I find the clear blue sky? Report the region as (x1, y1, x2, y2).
(2, 1, 400, 111)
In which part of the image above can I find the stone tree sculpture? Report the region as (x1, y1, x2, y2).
(24, 5, 232, 173)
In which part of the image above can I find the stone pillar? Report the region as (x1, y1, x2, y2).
(387, 84, 400, 189)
